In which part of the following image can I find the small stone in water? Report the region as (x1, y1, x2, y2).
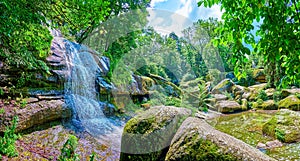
(256, 142, 267, 149)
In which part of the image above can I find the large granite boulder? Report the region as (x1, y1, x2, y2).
(120, 106, 191, 161)
(262, 109, 300, 143)
(165, 117, 276, 161)
(0, 99, 71, 132)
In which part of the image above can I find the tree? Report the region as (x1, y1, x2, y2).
(46, 0, 150, 43)
(180, 18, 233, 78)
(198, 0, 300, 88)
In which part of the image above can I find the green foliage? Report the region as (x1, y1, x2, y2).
(20, 99, 27, 109)
(275, 128, 285, 142)
(205, 69, 225, 86)
(1, 0, 150, 90)
(234, 68, 256, 87)
(147, 90, 167, 106)
(201, 106, 209, 113)
(198, 79, 210, 110)
(0, 116, 19, 158)
(223, 91, 234, 101)
(58, 135, 80, 161)
(273, 91, 282, 103)
(0, 108, 5, 115)
(89, 152, 96, 161)
(257, 90, 268, 101)
(257, 99, 264, 105)
(198, 0, 300, 88)
(165, 97, 182, 107)
(0, 88, 4, 96)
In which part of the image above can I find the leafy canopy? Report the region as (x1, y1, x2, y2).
(198, 0, 300, 88)
(0, 0, 150, 89)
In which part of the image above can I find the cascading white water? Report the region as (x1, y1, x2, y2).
(64, 41, 114, 135)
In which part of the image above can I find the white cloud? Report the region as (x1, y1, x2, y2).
(147, 9, 193, 36)
(147, 0, 223, 37)
(175, 0, 194, 18)
(150, 0, 168, 8)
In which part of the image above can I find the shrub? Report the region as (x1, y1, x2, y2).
(0, 116, 19, 158)
(165, 97, 182, 107)
(58, 135, 80, 161)
(257, 90, 268, 101)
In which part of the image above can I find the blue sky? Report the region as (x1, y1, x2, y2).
(147, 0, 222, 36)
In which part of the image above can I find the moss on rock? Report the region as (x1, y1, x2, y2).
(166, 117, 275, 161)
(120, 106, 191, 161)
(258, 100, 278, 110)
(211, 79, 235, 94)
(262, 109, 300, 143)
(278, 95, 300, 111)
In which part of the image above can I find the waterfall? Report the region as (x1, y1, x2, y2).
(64, 40, 114, 135)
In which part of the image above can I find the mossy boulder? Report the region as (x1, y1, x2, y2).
(252, 69, 266, 83)
(278, 95, 300, 111)
(211, 79, 235, 94)
(262, 109, 300, 143)
(165, 117, 275, 161)
(120, 106, 191, 161)
(257, 100, 278, 110)
(281, 88, 300, 98)
(248, 83, 268, 92)
(215, 100, 243, 113)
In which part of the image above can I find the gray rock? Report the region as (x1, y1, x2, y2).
(281, 88, 300, 97)
(212, 94, 228, 101)
(265, 140, 283, 149)
(248, 83, 268, 92)
(215, 100, 242, 113)
(211, 79, 235, 94)
(24, 97, 39, 104)
(0, 100, 71, 132)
